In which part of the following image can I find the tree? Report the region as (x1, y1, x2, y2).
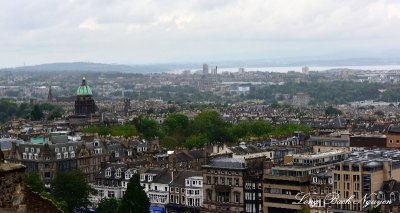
(325, 106, 342, 116)
(374, 110, 385, 117)
(96, 198, 120, 213)
(31, 104, 44, 121)
(133, 116, 161, 140)
(190, 111, 232, 144)
(296, 207, 311, 213)
(162, 113, 189, 136)
(23, 172, 45, 193)
(160, 136, 179, 150)
(52, 170, 95, 212)
(184, 134, 208, 149)
(119, 173, 150, 213)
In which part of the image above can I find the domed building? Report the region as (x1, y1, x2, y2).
(74, 76, 96, 115)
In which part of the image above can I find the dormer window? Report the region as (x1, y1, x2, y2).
(57, 153, 61, 159)
(62, 147, 66, 152)
(31, 148, 35, 153)
(116, 169, 121, 178)
(22, 153, 27, 159)
(140, 174, 145, 181)
(313, 177, 318, 183)
(69, 146, 73, 151)
(105, 168, 111, 177)
(125, 171, 131, 180)
(55, 148, 59, 153)
(94, 141, 99, 147)
(70, 152, 75, 158)
(28, 153, 33, 159)
(64, 152, 68, 159)
(148, 175, 153, 182)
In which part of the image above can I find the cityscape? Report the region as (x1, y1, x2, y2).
(2, 1, 400, 213)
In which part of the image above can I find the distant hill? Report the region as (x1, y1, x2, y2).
(0, 62, 180, 73)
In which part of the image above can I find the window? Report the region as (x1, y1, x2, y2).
(235, 178, 239, 186)
(99, 190, 104, 197)
(22, 153, 27, 159)
(62, 147, 66, 152)
(25, 147, 29, 152)
(228, 178, 232, 186)
(70, 152, 75, 158)
(36, 148, 40, 153)
(108, 191, 115, 198)
(181, 188, 185, 193)
(105, 168, 111, 177)
(171, 187, 174, 192)
(155, 186, 158, 190)
(44, 156, 50, 161)
(115, 169, 121, 178)
(64, 152, 68, 158)
(55, 148, 59, 153)
(165, 187, 168, 191)
(125, 171, 131, 180)
(235, 192, 240, 203)
(390, 140, 393, 143)
(34, 154, 38, 160)
(313, 177, 318, 183)
(28, 153, 33, 159)
(115, 152, 119, 158)
(44, 172, 51, 178)
(31, 148, 35, 153)
(170, 195, 174, 202)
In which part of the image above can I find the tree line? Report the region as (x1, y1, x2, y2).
(83, 111, 312, 150)
(0, 99, 64, 124)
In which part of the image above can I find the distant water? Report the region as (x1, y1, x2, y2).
(170, 64, 400, 73)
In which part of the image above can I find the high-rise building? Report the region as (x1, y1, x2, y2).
(203, 64, 209, 75)
(302, 66, 309, 74)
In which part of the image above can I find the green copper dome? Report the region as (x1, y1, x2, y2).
(76, 76, 93, 96)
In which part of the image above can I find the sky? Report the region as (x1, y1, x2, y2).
(1, 0, 400, 67)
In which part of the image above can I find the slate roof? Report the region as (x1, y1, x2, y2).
(203, 157, 246, 170)
(170, 170, 202, 187)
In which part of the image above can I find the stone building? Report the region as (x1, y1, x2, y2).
(75, 76, 96, 115)
(7, 137, 108, 185)
(165, 170, 203, 213)
(202, 157, 246, 213)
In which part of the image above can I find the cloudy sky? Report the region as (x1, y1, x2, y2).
(1, 0, 400, 67)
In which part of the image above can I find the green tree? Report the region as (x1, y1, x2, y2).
(160, 136, 179, 150)
(119, 173, 150, 213)
(184, 134, 209, 149)
(190, 111, 232, 144)
(162, 113, 189, 135)
(374, 110, 385, 117)
(23, 172, 45, 193)
(296, 207, 311, 213)
(133, 116, 160, 140)
(325, 106, 342, 116)
(96, 198, 120, 213)
(110, 124, 139, 138)
(31, 104, 44, 121)
(52, 170, 95, 212)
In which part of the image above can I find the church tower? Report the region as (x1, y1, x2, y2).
(74, 76, 96, 115)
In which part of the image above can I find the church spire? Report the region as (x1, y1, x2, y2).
(47, 85, 53, 102)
